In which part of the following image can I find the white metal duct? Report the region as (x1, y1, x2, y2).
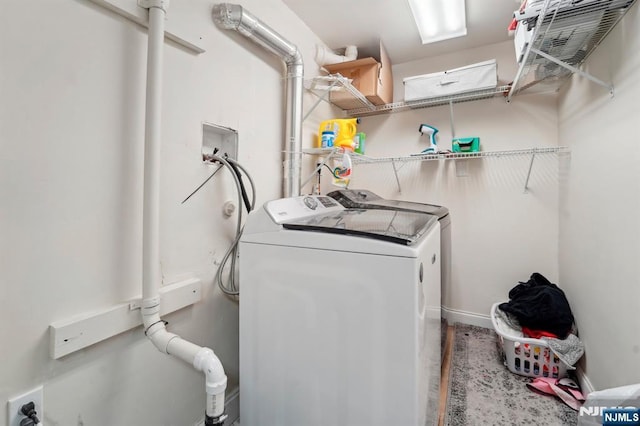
(212, 3, 304, 197)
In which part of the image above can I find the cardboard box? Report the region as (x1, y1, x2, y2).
(324, 41, 393, 110)
(403, 59, 497, 101)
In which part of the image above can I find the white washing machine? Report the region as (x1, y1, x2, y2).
(238, 195, 441, 426)
(327, 189, 451, 313)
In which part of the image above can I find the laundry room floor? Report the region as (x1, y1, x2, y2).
(439, 323, 579, 426)
(230, 323, 578, 426)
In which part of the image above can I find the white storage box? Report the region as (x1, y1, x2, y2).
(403, 59, 497, 101)
(491, 302, 569, 379)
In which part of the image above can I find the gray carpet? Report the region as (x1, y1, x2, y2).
(444, 324, 578, 426)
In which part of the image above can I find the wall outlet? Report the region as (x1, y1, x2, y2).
(202, 123, 238, 162)
(7, 385, 43, 426)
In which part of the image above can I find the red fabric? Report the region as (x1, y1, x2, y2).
(522, 327, 558, 339)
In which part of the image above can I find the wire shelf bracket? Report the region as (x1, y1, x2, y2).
(529, 47, 614, 96)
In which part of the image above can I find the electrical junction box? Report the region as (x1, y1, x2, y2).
(202, 122, 238, 161)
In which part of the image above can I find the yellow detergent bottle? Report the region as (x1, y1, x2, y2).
(317, 118, 360, 150)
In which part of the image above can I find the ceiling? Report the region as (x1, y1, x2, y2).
(282, 0, 520, 64)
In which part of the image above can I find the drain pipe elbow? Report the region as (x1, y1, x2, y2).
(194, 348, 228, 399)
(315, 44, 358, 66)
(212, 3, 299, 60)
(195, 348, 228, 420)
(144, 315, 228, 419)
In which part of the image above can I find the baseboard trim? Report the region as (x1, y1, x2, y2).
(194, 388, 239, 426)
(442, 306, 492, 329)
(575, 366, 595, 396)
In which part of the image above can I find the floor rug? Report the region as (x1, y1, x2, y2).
(444, 324, 578, 426)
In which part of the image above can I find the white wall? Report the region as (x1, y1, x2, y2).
(558, 3, 640, 390)
(3, 1, 633, 423)
(0, 1, 332, 424)
(325, 41, 561, 321)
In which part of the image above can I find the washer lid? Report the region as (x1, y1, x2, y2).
(327, 189, 449, 219)
(282, 208, 437, 246)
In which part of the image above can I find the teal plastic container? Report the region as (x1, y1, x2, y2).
(452, 137, 480, 153)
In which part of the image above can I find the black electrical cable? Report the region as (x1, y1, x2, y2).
(182, 153, 255, 296)
(227, 159, 252, 213)
(323, 163, 341, 178)
(227, 158, 255, 212)
(209, 155, 256, 296)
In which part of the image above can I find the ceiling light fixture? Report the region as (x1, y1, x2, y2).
(407, 0, 467, 45)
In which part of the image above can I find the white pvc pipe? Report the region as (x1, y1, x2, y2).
(142, 2, 164, 319)
(314, 45, 357, 66)
(140, 0, 227, 421)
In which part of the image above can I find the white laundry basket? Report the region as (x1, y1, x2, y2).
(491, 302, 568, 379)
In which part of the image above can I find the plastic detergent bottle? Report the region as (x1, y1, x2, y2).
(318, 118, 360, 150)
(331, 150, 352, 188)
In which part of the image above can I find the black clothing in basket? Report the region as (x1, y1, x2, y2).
(499, 273, 575, 339)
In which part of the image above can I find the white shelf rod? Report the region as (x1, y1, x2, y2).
(303, 78, 339, 121)
(391, 160, 402, 193)
(449, 100, 456, 141)
(524, 150, 537, 193)
(529, 48, 614, 95)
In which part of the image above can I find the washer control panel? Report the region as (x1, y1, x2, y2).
(265, 195, 344, 224)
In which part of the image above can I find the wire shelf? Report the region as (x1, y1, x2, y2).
(509, 0, 637, 99)
(345, 86, 511, 117)
(305, 73, 510, 118)
(302, 146, 569, 193)
(348, 146, 569, 165)
(304, 74, 375, 120)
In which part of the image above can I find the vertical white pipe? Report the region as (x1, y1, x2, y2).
(140, 2, 228, 422)
(142, 5, 164, 311)
(284, 62, 303, 198)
